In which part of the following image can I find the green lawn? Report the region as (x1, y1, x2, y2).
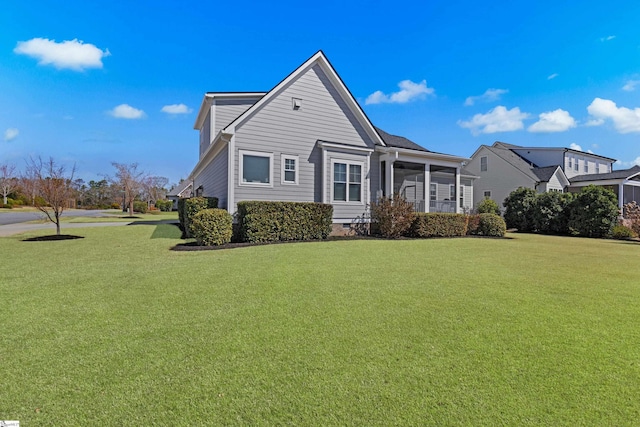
(1, 226, 639, 425)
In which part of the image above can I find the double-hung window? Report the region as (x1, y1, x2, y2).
(239, 150, 273, 187)
(281, 155, 298, 184)
(480, 156, 488, 172)
(332, 161, 362, 202)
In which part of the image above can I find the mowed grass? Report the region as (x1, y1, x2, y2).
(1, 226, 639, 425)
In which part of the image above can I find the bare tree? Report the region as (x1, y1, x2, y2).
(142, 175, 169, 207)
(0, 163, 18, 205)
(111, 162, 146, 216)
(25, 157, 76, 235)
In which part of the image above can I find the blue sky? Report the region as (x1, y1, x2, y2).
(1, 1, 640, 185)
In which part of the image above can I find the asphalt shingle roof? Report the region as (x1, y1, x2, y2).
(375, 127, 430, 152)
(570, 165, 640, 182)
(532, 165, 561, 182)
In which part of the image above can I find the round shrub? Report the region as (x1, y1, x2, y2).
(155, 199, 173, 212)
(611, 224, 634, 240)
(503, 187, 537, 232)
(476, 198, 500, 215)
(191, 208, 233, 246)
(133, 200, 148, 214)
(477, 213, 506, 237)
(567, 185, 619, 238)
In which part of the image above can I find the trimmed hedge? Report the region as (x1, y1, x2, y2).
(411, 213, 467, 237)
(237, 201, 333, 243)
(477, 213, 507, 237)
(191, 208, 233, 246)
(183, 197, 219, 238)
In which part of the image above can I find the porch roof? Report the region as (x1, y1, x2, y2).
(570, 165, 640, 183)
(375, 127, 430, 152)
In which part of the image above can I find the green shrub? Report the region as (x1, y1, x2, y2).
(237, 201, 333, 243)
(533, 191, 574, 234)
(476, 198, 501, 215)
(370, 194, 416, 238)
(466, 214, 481, 235)
(503, 187, 537, 232)
(155, 199, 173, 212)
(133, 200, 148, 214)
(191, 208, 233, 246)
(477, 213, 506, 237)
(412, 213, 467, 238)
(568, 185, 619, 238)
(611, 224, 634, 240)
(183, 197, 218, 238)
(178, 198, 187, 231)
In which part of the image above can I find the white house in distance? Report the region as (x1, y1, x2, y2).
(188, 51, 474, 231)
(467, 141, 640, 210)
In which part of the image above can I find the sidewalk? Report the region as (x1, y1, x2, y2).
(0, 221, 133, 237)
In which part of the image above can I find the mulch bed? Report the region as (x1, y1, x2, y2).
(22, 235, 85, 242)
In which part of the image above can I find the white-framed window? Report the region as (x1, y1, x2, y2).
(459, 185, 464, 208)
(480, 156, 488, 172)
(281, 154, 298, 185)
(239, 150, 273, 187)
(449, 184, 455, 201)
(331, 160, 363, 203)
(568, 157, 572, 169)
(483, 190, 491, 199)
(596, 161, 600, 173)
(574, 158, 579, 172)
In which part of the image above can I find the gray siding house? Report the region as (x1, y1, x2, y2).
(189, 51, 473, 227)
(467, 141, 639, 210)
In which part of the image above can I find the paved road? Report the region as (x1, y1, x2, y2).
(0, 221, 133, 237)
(0, 209, 112, 225)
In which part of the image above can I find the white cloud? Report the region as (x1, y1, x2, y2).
(14, 38, 110, 71)
(458, 106, 530, 135)
(616, 157, 640, 168)
(600, 35, 616, 42)
(109, 104, 145, 119)
(585, 118, 605, 127)
(547, 73, 559, 80)
(161, 104, 192, 114)
(3, 128, 19, 141)
(569, 143, 582, 151)
(464, 88, 508, 106)
(587, 98, 640, 133)
(622, 80, 640, 92)
(365, 79, 434, 105)
(528, 109, 577, 133)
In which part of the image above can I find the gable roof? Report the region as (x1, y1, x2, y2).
(193, 92, 265, 130)
(570, 165, 640, 183)
(532, 165, 562, 182)
(375, 127, 429, 152)
(482, 144, 540, 182)
(221, 50, 385, 147)
(167, 180, 192, 198)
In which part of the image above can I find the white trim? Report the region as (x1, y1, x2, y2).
(281, 154, 299, 185)
(238, 149, 273, 188)
(317, 140, 374, 153)
(322, 147, 327, 203)
(376, 146, 469, 163)
(193, 92, 266, 130)
(330, 159, 365, 205)
(227, 134, 235, 213)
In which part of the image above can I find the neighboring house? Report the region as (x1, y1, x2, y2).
(189, 51, 473, 230)
(467, 141, 639, 210)
(167, 180, 193, 210)
(569, 165, 640, 210)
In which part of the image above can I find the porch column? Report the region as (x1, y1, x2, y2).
(424, 163, 430, 213)
(386, 160, 393, 197)
(455, 166, 461, 214)
(619, 183, 624, 210)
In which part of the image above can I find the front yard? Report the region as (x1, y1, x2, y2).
(1, 225, 639, 425)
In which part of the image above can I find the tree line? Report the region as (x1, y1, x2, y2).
(0, 157, 177, 235)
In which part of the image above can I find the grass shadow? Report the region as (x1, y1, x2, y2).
(150, 223, 182, 239)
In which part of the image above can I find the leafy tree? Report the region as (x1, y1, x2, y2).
(476, 198, 501, 215)
(111, 162, 146, 216)
(532, 191, 574, 234)
(567, 185, 619, 238)
(0, 163, 19, 205)
(25, 156, 76, 235)
(503, 187, 537, 232)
